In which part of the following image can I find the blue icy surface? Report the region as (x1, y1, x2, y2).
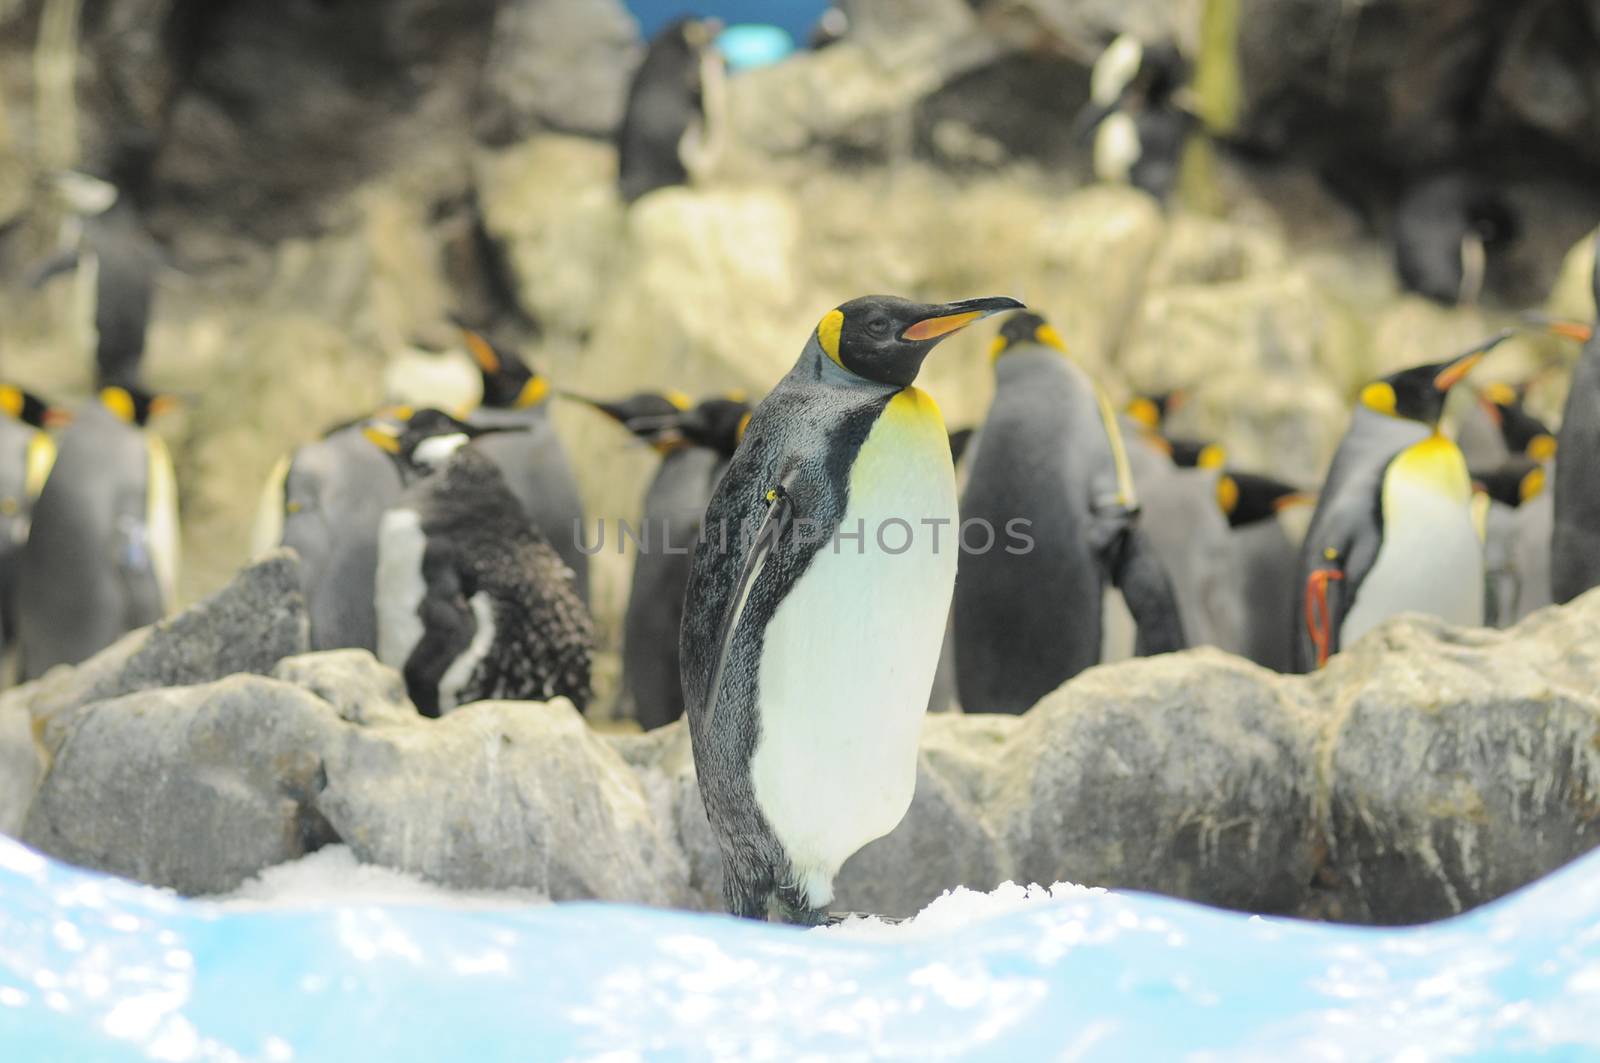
(2, 835, 1599, 1061)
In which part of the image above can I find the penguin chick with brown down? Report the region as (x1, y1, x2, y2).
(365, 409, 593, 717)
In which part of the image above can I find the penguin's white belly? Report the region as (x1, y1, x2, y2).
(1341, 443, 1483, 647)
(750, 388, 957, 908)
(376, 508, 428, 670)
(438, 591, 496, 712)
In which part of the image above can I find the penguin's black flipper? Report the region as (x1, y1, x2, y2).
(1110, 523, 1187, 656)
(1295, 499, 1383, 669)
(702, 469, 799, 734)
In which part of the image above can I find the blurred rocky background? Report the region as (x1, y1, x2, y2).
(1, 0, 1597, 714)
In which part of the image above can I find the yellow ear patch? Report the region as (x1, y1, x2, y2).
(1480, 382, 1517, 407)
(736, 411, 752, 442)
(1360, 381, 1397, 417)
(362, 425, 402, 454)
(1520, 466, 1546, 503)
(665, 390, 693, 411)
(516, 377, 551, 409)
(1527, 433, 1557, 462)
(1034, 324, 1069, 353)
(0, 386, 20, 420)
(817, 309, 845, 367)
(100, 387, 136, 424)
(463, 330, 501, 373)
(1216, 474, 1239, 515)
(1128, 397, 1160, 430)
(1198, 443, 1227, 469)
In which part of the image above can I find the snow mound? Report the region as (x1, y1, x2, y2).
(217, 846, 550, 910)
(825, 880, 1108, 940)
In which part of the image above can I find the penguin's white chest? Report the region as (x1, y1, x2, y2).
(1341, 436, 1483, 647)
(376, 507, 428, 670)
(750, 388, 958, 908)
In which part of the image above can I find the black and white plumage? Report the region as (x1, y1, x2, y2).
(250, 411, 406, 652)
(0, 388, 64, 652)
(954, 312, 1186, 713)
(17, 385, 178, 679)
(459, 327, 591, 604)
(1552, 238, 1600, 604)
(581, 391, 750, 730)
(1076, 36, 1194, 203)
(617, 17, 726, 203)
(681, 293, 1022, 924)
(367, 410, 592, 717)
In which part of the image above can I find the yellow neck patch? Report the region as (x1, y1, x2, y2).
(0, 386, 21, 421)
(736, 411, 752, 442)
(1521, 466, 1546, 503)
(1216, 474, 1238, 515)
(1360, 381, 1398, 417)
(1390, 432, 1472, 502)
(1034, 324, 1068, 353)
(100, 386, 136, 424)
(1527, 433, 1557, 462)
(516, 377, 551, 409)
(1127, 397, 1161, 431)
(817, 309, 845, 368)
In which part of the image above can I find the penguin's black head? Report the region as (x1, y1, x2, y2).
(459, 326, 547, 410)
(1216, 470, 1312, 528)
(363, 408, 501, 478)
(1127, 390, 1186, 432)
(1359, 331, 1512, 425)
(815, 294, 1026, 388)
(0, 385, 67, 429)
(1471, 458, 1546, 509)
(679, 395, 752, 458)
(1166, 436, 1226, 469)
(988, 311, 1068, 360)
(100, 385, 175, 427)
(1478, 383, 1556, 461)
(577, 391, 691, 453)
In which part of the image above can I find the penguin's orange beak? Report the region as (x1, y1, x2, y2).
(1433, 354, 1484, 392)
(43, 407, 72, 429)
(901, 296, 1026, 342)
(1546, 320, 1594, 343)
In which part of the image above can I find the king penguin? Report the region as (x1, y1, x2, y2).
(17, 385, 179, 679)
(0, 387, 66, 653)
(1551, 240, 1600, 604)
(1216, 470, 1313, 672)
(681, 293, 1022, 922)
(1075, 35, 1194, 202)
(955, 312, 1187, 713)
(366, 409, 593, 717)
(459, 326, 590, 603)
(617, 17, 727, 203)
(585, 391, 751, 730)
(32, 172, 160, 391)
(1295, 334, 1510, 670)
(250, 409, 407, 652)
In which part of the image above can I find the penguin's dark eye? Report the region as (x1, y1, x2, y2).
(866, 317, 890, 338)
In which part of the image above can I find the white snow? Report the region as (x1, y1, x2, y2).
(213, 846, 550, 911)
(821, 880, 1109, 941)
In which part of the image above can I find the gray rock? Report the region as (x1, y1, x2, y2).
(1317, 605, 1600, 924)
(316, 700, 689, 904)
(22, 550, 309, 753)
(21, 675, 343, 895)
(998, 651, 1323, 913)
(0, 700, 42, 838)
(476, 0, 641, 144)
(271, 649, 418, 726)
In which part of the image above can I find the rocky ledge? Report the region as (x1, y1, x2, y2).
(2, 551, 1597, 924)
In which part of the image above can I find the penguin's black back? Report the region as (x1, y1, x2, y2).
(88, 204, 158, 391)
(404, 447, 593, 713)
(954, 348, 1111, 712)
(618, 19, 705, 202)
(1552, 247, 1600, 603)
